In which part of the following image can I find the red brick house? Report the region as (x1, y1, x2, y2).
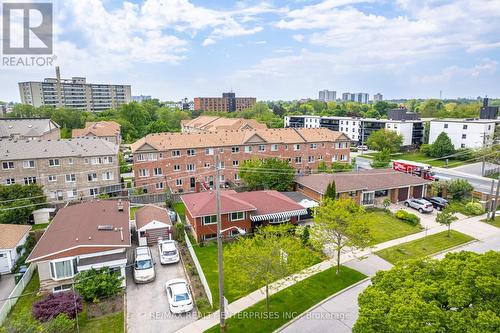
(181, 190, 308, 242)
(131, 128, 351, 194)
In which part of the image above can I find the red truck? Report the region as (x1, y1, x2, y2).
(392, 160, 437, 181)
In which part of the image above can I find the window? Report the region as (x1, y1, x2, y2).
(217, 161, 225, 169)
(68, 158, 74, 165)
(258, 145, 265, 152)
(50, 259, 77, 280)
(202, 215, 217, 225)
(340, 154, 347, 161)
(102, 171, 114, 180)
(23, 160, 35, 168)
(232, 160, 239, 166)
(219, 148, 224, 153)
(187, 149, 195, 156)
(24, 176, 36, 185)
(463, 125, 468, 130)
(231, 146, 240, 153)
(310, 143, 317, 149)
(284, 145, 288, 150)
(462, 134, 467, 139)
(154, 167, 162, 175)
(271, 144, 278, 151)
(318, 155, 323, 161)
(137, 154, 146, 161)
(204, 162, 210, 169)
(461, 143, 466, 148)
(172, 150, 181, 157)
(91, 157, 102, 165)
(187, 164, 195, 172)
(2, 161, 14, 169)
(148, 153, 157, 161)
(103, 156, 113, 164)
(139, 169, 149, 177)
(293, 144, 300, 151)
(65, 174, 76, 182)
(234, 173, 240, 180)
(444, 123, 448, 129)
(4, 178, 15, 185)
(48, 159, 60, 167)
(245, 146, 252, 153)
(231, 211, 244, 221)
(159, 153, 164, 159)
(84, 158, 89, 164)
(67, 189, 77, 198)
(202, 233, 217, 241)
(332, 155, 338, 162)
(220, 175, 225, 182)
(176, 179, 182, 186)
(295, 156, 302, 164)
(308, 156, 314, 163)
(53, 284, 72, 293)
(173, 165, 180, 172)
(90, 188, 99, 196)
(205, 148, 214, 155)
(155, 182, 164, 190)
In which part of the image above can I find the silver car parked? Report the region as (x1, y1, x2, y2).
(404, 198, 433, 213)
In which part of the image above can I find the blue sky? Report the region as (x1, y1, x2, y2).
(1, 0, 500, 102)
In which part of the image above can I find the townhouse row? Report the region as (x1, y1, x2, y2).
(131, 128, 352, 193)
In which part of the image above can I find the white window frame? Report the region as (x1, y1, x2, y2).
(23, 160, 35, 168)
(49, 258, 78, 281)
(65, 174, 76, 182)
(2, 161, 14, 170)
(48, 159, 60, 167)
(202, 215, 217, 225)
(172, 150, 181, 157)
(231, 146, 240, 154)
(230, 211, 245, 221)
(271, 144, 278, 151)
(173, 165, 181, 172)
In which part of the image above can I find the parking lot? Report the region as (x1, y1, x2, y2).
(126, 245, 197, 333)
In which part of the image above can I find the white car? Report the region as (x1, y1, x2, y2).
(165, 279, 194, 314)
(133, 246, 155, 283)
(158, 239, 180, 265)
(404, 198, 434, 213)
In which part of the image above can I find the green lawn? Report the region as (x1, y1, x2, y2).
(130, 206, 141, 219)
(3, 270, 124, 333)
(362, 151, 466, 168)
(365, 211, 422, 245)
(375, 230, 474, 264)
(172, 202, 186, 222)
(204, 266, 366, 333)
(30, 223, 50, 231)
(193, 241, 323, 310)
(483, 216, 500, 228)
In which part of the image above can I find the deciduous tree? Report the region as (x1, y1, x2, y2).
(366, 129, 403, 153)
(239, 158, 294, 191)
(435, 208, 458, 236)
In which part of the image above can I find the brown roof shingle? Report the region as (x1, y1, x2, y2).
(72, 121, 121, 138)
(182, 116, 267, 132)
(27, 200, 131, 262)
(132, 128, 349, 152)
(0, 224, 31, 249)
(135, 205, 172, 229)
(295, 169, 431, 195)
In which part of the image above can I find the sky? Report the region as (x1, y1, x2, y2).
(1, 0, 500, 102)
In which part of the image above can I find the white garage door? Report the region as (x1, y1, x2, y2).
(0, 252, 11, 274)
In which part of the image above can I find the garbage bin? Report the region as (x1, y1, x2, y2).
(14, 273, 23, 284)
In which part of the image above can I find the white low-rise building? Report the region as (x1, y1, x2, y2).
(429, 119, 499, 149)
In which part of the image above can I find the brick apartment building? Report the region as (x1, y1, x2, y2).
(0, 138, 120, 202)
(131, 128, 351, 194)
(194, 93, 256, 112)
(181, 190, 308, 242)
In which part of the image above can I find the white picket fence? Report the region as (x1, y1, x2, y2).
(184, 232, 213, 307)
(0, 264, 36, 326)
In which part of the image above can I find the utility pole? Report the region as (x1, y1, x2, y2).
(360, 121, 365, 156)
(491, 179, 500, 221)
(487, 179, 495, 220)
(481, 131, 487, 177)
(215, 154, 225, 331)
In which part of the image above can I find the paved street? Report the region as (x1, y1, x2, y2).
(126, 246, 196, 333)
(451, 162, 499, 177)
(433, 167, 497, 193)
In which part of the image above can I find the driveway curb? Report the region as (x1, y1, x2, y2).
(273, 277, 371, 333)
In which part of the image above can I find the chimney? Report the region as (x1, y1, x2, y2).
(483, 97, 489, 107)
(117, 199, 124, 212)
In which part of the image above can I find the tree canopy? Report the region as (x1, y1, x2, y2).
(0, 184, 46, 224)
(354, 251, 500, 333)
(429, 132, 455, 158)
(238, 158, 294, 191)
(366, 129, 403, 153)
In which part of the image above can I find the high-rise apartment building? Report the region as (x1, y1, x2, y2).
(318, 90, 336, 102)
(194, 92, 256, 112)
(373, 93, 383, 102)
(355, 93, 369, 104)
(342, 92, 354, 101)
(18, 67, 131, 112)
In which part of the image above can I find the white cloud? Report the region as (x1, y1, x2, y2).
(202, 38, 216, 46)
(415, 59, 498, 84)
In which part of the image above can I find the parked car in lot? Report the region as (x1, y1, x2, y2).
(424, 196, 449, 211)
(133, 246, 156, 283)
(165, 279, 194, 314)
(158, 239, 180, 264)
(404, 198, 434, 213)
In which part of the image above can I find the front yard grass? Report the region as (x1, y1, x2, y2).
(362, 151, 466, 168)
(204, 265, 366, 333)
(365, 210, 422, 245)
(3, 270, 124, 333)
(193, 241, 323, 310)
(375, 230, 474, 264)
(483, 216, 500, 228)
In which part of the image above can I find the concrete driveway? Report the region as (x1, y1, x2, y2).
(0, 274, 16, 308)
(126, 245, 197, 333)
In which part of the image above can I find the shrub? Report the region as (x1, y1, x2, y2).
(419, 143, 432, 156)
(446, 179, 474, 200)
(74, 267, 123, 302)
(382, 198, 392, 209)
(395, 210, 420, 226)
(463, 202, 484, 216)
(43, 314, 75, 333)
(32, 291, 82, 322)
(4, 313, 44, 333)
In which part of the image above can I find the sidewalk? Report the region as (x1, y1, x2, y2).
(176, 213, 500, 333)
